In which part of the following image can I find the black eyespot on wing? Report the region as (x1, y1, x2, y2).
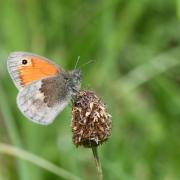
(22, 59, 28, 65)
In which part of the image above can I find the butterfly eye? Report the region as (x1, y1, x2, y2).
(64, 77, 68, 81)
(22, 59, 28, 65)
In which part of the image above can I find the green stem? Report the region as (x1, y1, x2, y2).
(92, 147, 103, 180)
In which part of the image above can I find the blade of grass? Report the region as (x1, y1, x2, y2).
(118, 47, 180, 92)
(177, 0, 180, 20)
(0, 82, 32, 180)
(0, 142, 82, 180)
(96, 0, 148, 83)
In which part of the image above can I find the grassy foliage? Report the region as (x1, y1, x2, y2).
(0, 0, 180, 179)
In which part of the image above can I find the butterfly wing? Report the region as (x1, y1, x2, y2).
(7, 52, 62, 89)
(17, 75, 71, 125)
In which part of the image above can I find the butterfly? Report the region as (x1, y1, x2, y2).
(7, 52, 82, 125)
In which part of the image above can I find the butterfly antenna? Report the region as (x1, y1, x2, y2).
(78, 60, 95, 69)
(74, 56, 80, 69)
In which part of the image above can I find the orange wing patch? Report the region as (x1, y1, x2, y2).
(19, 56, 60, 86)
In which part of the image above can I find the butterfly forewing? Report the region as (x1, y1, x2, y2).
(7, 52, 61, 89)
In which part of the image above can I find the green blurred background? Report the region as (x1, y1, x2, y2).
(0, 0, 180, 180)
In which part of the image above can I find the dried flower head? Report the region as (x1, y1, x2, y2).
(71, 90, 112, 148)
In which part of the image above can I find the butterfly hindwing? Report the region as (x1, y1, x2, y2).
(17, 76, 71, 125)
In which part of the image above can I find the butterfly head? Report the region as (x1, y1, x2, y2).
(68, 69, 82, 96)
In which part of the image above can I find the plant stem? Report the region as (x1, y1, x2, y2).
(92, 147, 103, 180)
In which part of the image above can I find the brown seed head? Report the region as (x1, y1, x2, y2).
(71, 90, 112, 148)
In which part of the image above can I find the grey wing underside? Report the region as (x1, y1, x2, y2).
(17, 78, 70, 125)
